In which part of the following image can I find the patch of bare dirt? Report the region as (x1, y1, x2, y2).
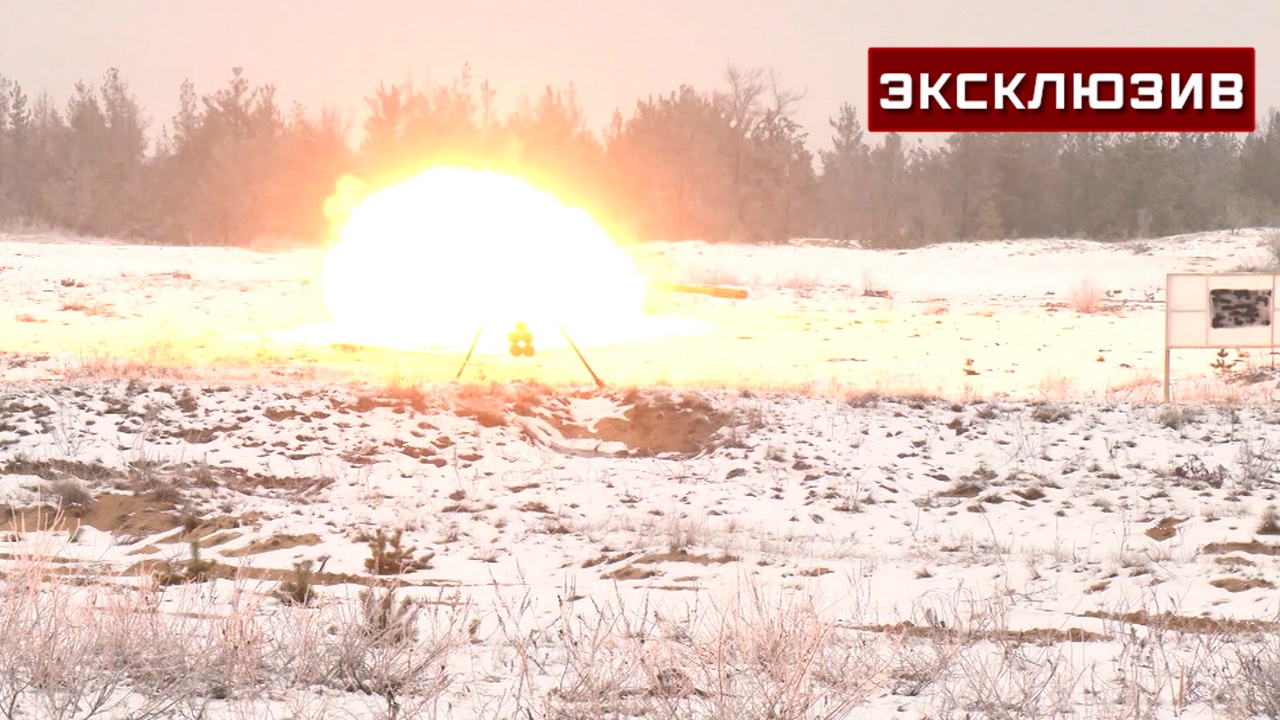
(195, 530, 243, 548)
(859, 621, 1107, 644)
(125, 513, 261, 555)
(127, 545, 162, 556)
(175, 512, 263, 543)
(162, 425, 240, 444)
(1203, 540, 1280, 556)
(602, 565, 662, 581)
(591, 391, 732, 456)
(1144, 516, 1187, 541)
(1211, 577, 1275, 592)
(940, 482, 984, 499)
(229, 473, 333, 496)
(329, 387, 432, 415)
(633, 549, 739, 565)
(477, 384, 734, 456)
(80, 494, 183, 536)
(454, 393, 510, 428)
(453, 381, 555, 428)
(7, 493, 181, 536)
(0, 552, 76, 564)
(122, 559, 442, 587)
(1079, 609, 1277, 633)
(582, 550, 637, 568)
(222, 533, 323, 557)
(0, 457, 120, 482)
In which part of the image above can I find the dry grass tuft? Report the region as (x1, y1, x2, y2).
(1068, 277, 1105, 313)
(1259, 507, 1280, 536)
(0, 533, 470, 716)
(544, 579, 894, 719)
(780, 271, 822, 298)
(1030, 402, 1074, 423)
(1158, 404, 1203, 430)
(861, 268, 892, 299)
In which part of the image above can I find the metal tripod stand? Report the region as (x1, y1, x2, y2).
(455, 321, 605, 388)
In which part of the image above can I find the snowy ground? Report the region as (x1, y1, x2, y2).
(2, 230, 1280, 718)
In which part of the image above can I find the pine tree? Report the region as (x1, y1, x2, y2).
(817, 103, 871, 244)
(1241, 110, 1280, 222)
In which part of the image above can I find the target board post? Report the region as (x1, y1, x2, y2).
(1164, 272, 1280, 402)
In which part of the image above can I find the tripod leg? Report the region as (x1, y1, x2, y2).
(456, 325, 485, 380)
(558, 324, 605, 389)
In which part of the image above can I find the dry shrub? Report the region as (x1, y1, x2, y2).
(1086, 603, 1239, 715)
(1258, 506, 1280, 536)
(1068, 277, 1104, 313)
(47, 478, 93, 509)
(68, 341, 191, 380)
(1236, 439, 1279, 491)
(1230, 629, 1280, 717)
(861, 268, 891, 298)
(546, 579, 894, 719)
(846, 391, 882, 409)
(1036, 371, 1077, 401)
(1234, 250, 1277, 272)
(364, 527, 433, 575)
(0, 533, 469, 716)
(273, 560, 317, 606)
(319, 584, 466, 712)
(1262, 230, 1280, 268)
(1158, 404, 1203, 430)
(0, 538, 212, 716)
(931, 639, 1082, 719)
(780, 271, 822, 298)
(1030, 402, 1074, 423)
(683, 580, 892, 718)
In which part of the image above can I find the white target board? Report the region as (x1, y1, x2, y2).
(1164, 272, 1280, 401)
(1166, 273, 1280, 348)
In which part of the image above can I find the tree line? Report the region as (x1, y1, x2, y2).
(0, 65, 1277, 248)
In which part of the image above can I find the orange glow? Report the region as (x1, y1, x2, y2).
(319, 167, 651, 352)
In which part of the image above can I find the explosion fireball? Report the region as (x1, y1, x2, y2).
(318, 167, 652, 353)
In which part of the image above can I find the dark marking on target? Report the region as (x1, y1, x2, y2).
(1210, 289, 1272, 329)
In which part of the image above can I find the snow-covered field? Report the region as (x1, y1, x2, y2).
(3, 230, 1280, 718)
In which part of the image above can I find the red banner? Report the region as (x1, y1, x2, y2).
(867, 47, 1255, 132)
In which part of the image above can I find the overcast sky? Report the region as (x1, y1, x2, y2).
(1, 0, 1276, 151)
